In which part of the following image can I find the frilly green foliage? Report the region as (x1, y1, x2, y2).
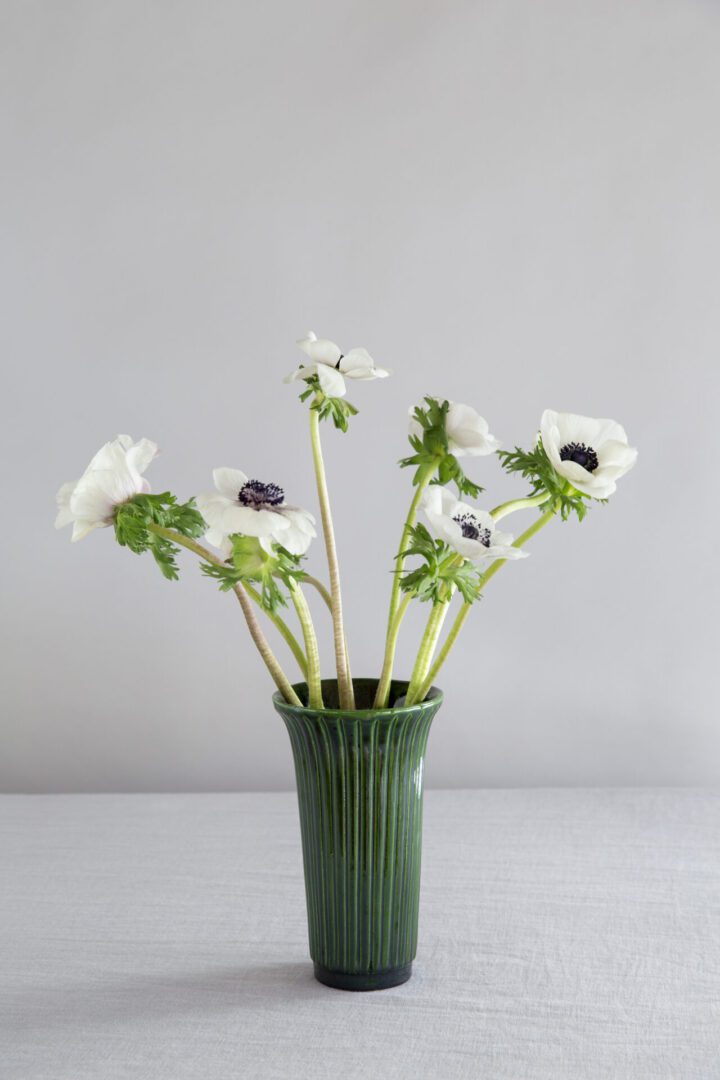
(298, 375, 359, 432)
(399, 523, 483, 604)
(113, 493, 206, 580)
(497, 440, 595, 521)
(200, 535, 304, 612)
(400, 397, 483, 498)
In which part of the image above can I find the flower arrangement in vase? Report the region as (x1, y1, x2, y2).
(56, 332, 637, 990)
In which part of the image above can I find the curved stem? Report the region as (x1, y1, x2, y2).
(374, 592, 413, 708)
(244, 583, 307, 679)
(301, 573, 333, 612)
(289, 581, 323, 708)
(231, 583, 303, 706)
(490, 492, 549, 522)
(147, 525, 302, 705)
(374, 463, 437, 707)
(301, 572, 353, 691)
(147, 525, 216, 564)
(309, 407, 354, 709)
(405, 600, 451, 706)
(413, 503, 559, 702)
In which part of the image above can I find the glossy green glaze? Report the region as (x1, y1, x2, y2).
(273, 678, 443, 991)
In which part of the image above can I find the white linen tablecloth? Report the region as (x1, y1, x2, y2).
(1, 789, 718, 1079)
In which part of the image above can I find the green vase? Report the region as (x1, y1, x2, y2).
(273, 677, 443, 991)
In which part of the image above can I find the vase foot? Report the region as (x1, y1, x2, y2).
(313, 962, 412, 992)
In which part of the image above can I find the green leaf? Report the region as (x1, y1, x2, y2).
(398, 523, 483, 604)
(113, 493, 206, 581)
(200, 534, 305, 613)
(297, 374, 358, 431)
(497, 440, 590, 521)
(399, 397, 484, 497)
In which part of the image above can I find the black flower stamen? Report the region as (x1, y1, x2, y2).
(559, 442, 599, 473)
(238, 480, 285, 508)
(334, 353, 344, 370)
(453, 512, 491, 547)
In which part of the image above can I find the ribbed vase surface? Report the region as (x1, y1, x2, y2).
(273, 678, 443, 991)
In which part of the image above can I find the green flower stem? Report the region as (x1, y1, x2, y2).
(490, 492, 550, 522)
(413, 502, 559, 703)
(146, 525, 302, 706)
(301, 573, 333, 611)
(309, 406, 354, 710)
(288, 581, 323, 708)
(373, 592, 414, 707)
(300, 574, 354, 682)
(374, 462, 437, 708)
(243, 582, 308, 679)
(405, 600, 451, 706)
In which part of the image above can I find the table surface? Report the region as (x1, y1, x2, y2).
(2, 789, 719, 1080)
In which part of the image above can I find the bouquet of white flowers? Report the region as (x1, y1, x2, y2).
(56, 332, 637, 713)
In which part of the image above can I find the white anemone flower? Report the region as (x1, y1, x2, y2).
(196, 468, 316, 557)
(409, 399, 501, 456)
(540, 409, 638, 500)
(421, 486, 527, 564)
(55, 435, 159, 542)
(284, 331, 391, 398)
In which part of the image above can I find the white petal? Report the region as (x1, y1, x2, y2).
(125, 438, 158, 476)
(540, 409, 563, 468)
(490, 527, 515, 547)
(195, 493, 237, 538)
(555, 459, 593, 486)
(450, 533, 486, 560)
(445, 492, 475, 519)
(581, 477, 617, 499)
(592, 418, 630, 447)
(342, 352, 392, 381)
(420, 486, 445, 517)
(195, 491, 230, 517)
(69, 474, 124, 525)
(315, 363, 347, 398)
(275, 513, 315, 555)
(298, 336, 342, 366)
(596, 440, 638, 472)
(71, 518, 103, 542)
(86, 435, 141, 474)
(589, 480, 617, 500)
(222, 505, 290, 539)
(339, 347, 374, 374)
(488, 544, 528, 561)
(446, 403, 500, 456)
(281, 507, 316, 536)
(205, 525, 229, 550)
(284, 363, 316, 384)
(561, 467, 617, 500)
(470, 508, 495, 530)
(54, 480, 77, 529)
(212, 467, 249, 500)
(548, 412, 611, 454)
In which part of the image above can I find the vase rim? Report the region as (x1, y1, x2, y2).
(272, 677, 443, 718)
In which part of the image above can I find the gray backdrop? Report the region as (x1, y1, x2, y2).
(2, 0, 718, 792)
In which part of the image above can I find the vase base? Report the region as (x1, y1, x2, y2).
(313, 962, 412, 992)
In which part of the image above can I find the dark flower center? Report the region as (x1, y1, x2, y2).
(334, 353, 345, 370)
(453, 512, 491, 547)
(238, 480, 285, 508)
(559, 442, 599, 473)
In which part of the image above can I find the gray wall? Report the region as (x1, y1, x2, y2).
(2, 0, 718, 792)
